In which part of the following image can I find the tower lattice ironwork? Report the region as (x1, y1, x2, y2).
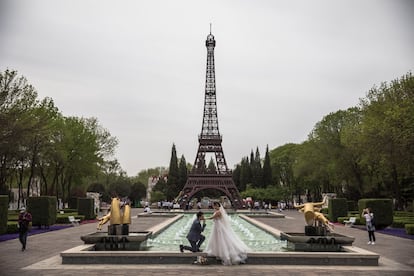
(179, 29, 243, 209)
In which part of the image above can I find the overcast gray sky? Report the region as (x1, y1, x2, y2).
(1, 0, 413, 176)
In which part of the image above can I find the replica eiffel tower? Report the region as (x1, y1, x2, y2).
(179, 28, 243, 209)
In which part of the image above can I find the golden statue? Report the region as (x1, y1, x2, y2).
(97, 196, 131, 231)
(97, 211, 111, 230)
(294, 196, 334, 232)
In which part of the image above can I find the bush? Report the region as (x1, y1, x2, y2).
(0, 195, 8, 234)
(394, 211, 414, 217)
(59, 208, 78, 213)
(78, 198, 95, 220)
(347, 200, 358, 211)
(405, 224, 414, 235)
(358, 198, 393, 229)
(55, 213, 85, 224)
(7, 221, 19, 234)
(68, 197, 79, 209)
(348, 211, 360, 216)
(391, 217, 414, 228)
(27, 196, 57, 227)
(337, 216, 347, 224)
(328, 198, 347, 222)
(338, 216, 362, 225)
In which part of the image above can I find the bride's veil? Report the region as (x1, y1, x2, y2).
(219, 204, 232, 228)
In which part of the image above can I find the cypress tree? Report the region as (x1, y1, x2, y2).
(252, 147, 263, 188)
(166, 144, 179, 200)
(177, 155, 188, 192)
(262, 145, 273, 188)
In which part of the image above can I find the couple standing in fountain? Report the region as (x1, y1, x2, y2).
(179, 201, 250, 265)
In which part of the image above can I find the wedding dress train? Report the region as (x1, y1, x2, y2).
(205, 206, 250, 265)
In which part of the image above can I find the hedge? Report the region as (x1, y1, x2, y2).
(391, 217, 414, 228)
(338, 216, 362, 225)
(328, 198, 347, 222)
(68, 197, 79, 209)
(55, 213, 85, 224)
(358, 198, 393, 229)
(346, 200, 358, 211)
(78, 198, 95, 220)
(405, 224, 414, 235)
(0, 195, 8, 234)
(27, 196, 57, 227)
(7, 221, 19, 234)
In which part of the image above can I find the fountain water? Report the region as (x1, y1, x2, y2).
(147, 213, 287, 252)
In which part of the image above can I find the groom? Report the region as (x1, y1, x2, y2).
(180, 211, 206, 252)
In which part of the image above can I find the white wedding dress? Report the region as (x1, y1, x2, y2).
(205, 206, 250, 265)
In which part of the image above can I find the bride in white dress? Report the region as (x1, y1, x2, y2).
(205, 202, 250, 265)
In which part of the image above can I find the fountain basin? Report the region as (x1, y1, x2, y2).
(81, 231, 152, 250)
(280, 232, 355, 252)
(61, 244, 379, 265)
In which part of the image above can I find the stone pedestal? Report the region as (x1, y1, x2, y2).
(108, 224, 123, 235)
(108, 224, 129, 236)
(305, 225, 326, 236)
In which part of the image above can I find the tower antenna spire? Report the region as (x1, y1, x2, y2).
(210, 23, 212, 34)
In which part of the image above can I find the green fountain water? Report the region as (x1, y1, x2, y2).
(147, 213, 287, 252)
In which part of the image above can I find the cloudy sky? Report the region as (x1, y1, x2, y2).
(1, 0, 413, 176)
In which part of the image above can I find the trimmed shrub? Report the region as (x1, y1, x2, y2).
(394, 211, 414, 217)
(68, 197, 79, 209)
(0, 195, 8, 234)
(27, 196, 57, 227)
(59, 208, 78, 213)
(391, 217, 414, 228)
(358, 198, 393, 229)
(405, 224, 414, 235)
(320, 207, 328, 215)
(328, 198, 348, 222)
(55, 213, 85, 224)
(338, 216, 363, 225)
(78, 198, 95, 220)
(346, 200, 358, 211)
(7, 221, 18, 234)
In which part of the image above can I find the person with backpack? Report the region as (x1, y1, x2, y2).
(18, 207, 32, 251)
(362, 208, 376, 245)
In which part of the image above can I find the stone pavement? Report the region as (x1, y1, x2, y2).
(0, 209, 413, 276)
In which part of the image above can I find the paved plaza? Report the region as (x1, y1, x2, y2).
(0, 209, 413, 276)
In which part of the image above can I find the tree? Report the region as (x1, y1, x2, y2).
(270, 143, 301, 203)
(239, 157, 251, 191)
(129, 182, 147, 206)
(262, 145, 272, 188)
(207, 157, 217, 173)
(359, 72, 414, 208)
(177, 155, 187, 192)
(166, 144, 179, 200)
(0, 69, 38, 195)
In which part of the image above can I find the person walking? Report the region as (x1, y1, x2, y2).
(18, 207, 32, 251)
(362, 208, 376, 245)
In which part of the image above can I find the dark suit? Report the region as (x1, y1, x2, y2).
(182, 218, 206, 252)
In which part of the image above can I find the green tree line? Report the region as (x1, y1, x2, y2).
(0, 69, 146, 206)
(233, 72, 414, 210)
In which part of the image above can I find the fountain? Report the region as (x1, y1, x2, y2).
(61, 209, 379, 266)
(280, 197, 355, 251)
(147, 213, 286, 252)
(80, 197, 152, 250)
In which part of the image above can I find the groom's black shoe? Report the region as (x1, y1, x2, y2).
(179, 245, 184, 253)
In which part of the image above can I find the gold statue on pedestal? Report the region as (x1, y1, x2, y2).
(294, 196, 334, 232)
(97, 196, 131, 231)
